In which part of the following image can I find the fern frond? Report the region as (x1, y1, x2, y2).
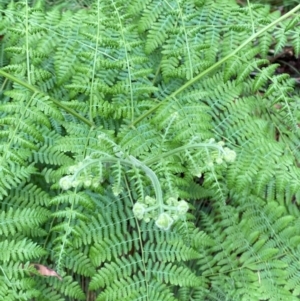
(0, 207, 49, 236)
(89, 232, 139, 266)
(89, 254, 143, 289)
(0, 1, 300, 300)
(0, 238, 46, 262)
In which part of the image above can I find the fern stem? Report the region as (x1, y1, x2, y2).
(89, 0, 101, 123)
(25, 0, 31, 85)
(144, 143, 223, 165)
(110, 0, 135, 123)
(247, 0, 256, 35)
(73, 155, 164, 209)
(128, 155, 164, 212)
(124, 176, 150, 301)
(130, 4, 300, 127)
(0, 69, 94, 127)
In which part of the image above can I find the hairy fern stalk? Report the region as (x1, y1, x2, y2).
(0, 0, 300, 300)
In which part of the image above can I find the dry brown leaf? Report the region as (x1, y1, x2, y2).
(30, 263, 62, 281)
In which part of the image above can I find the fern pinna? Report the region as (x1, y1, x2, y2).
(0, 0, 299, 300)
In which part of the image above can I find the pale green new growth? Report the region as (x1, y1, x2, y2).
(58, 135, 235, 229)
(0, 0, 299, 300)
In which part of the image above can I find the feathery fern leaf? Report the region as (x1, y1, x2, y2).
(0, 0, 300, 300)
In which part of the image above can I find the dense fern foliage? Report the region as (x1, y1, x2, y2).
(0, 0, 300, 300)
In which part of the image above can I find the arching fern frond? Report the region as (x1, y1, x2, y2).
(0, 1, 300, 300)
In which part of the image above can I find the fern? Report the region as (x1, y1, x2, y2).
(0, 0, 299, 300)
